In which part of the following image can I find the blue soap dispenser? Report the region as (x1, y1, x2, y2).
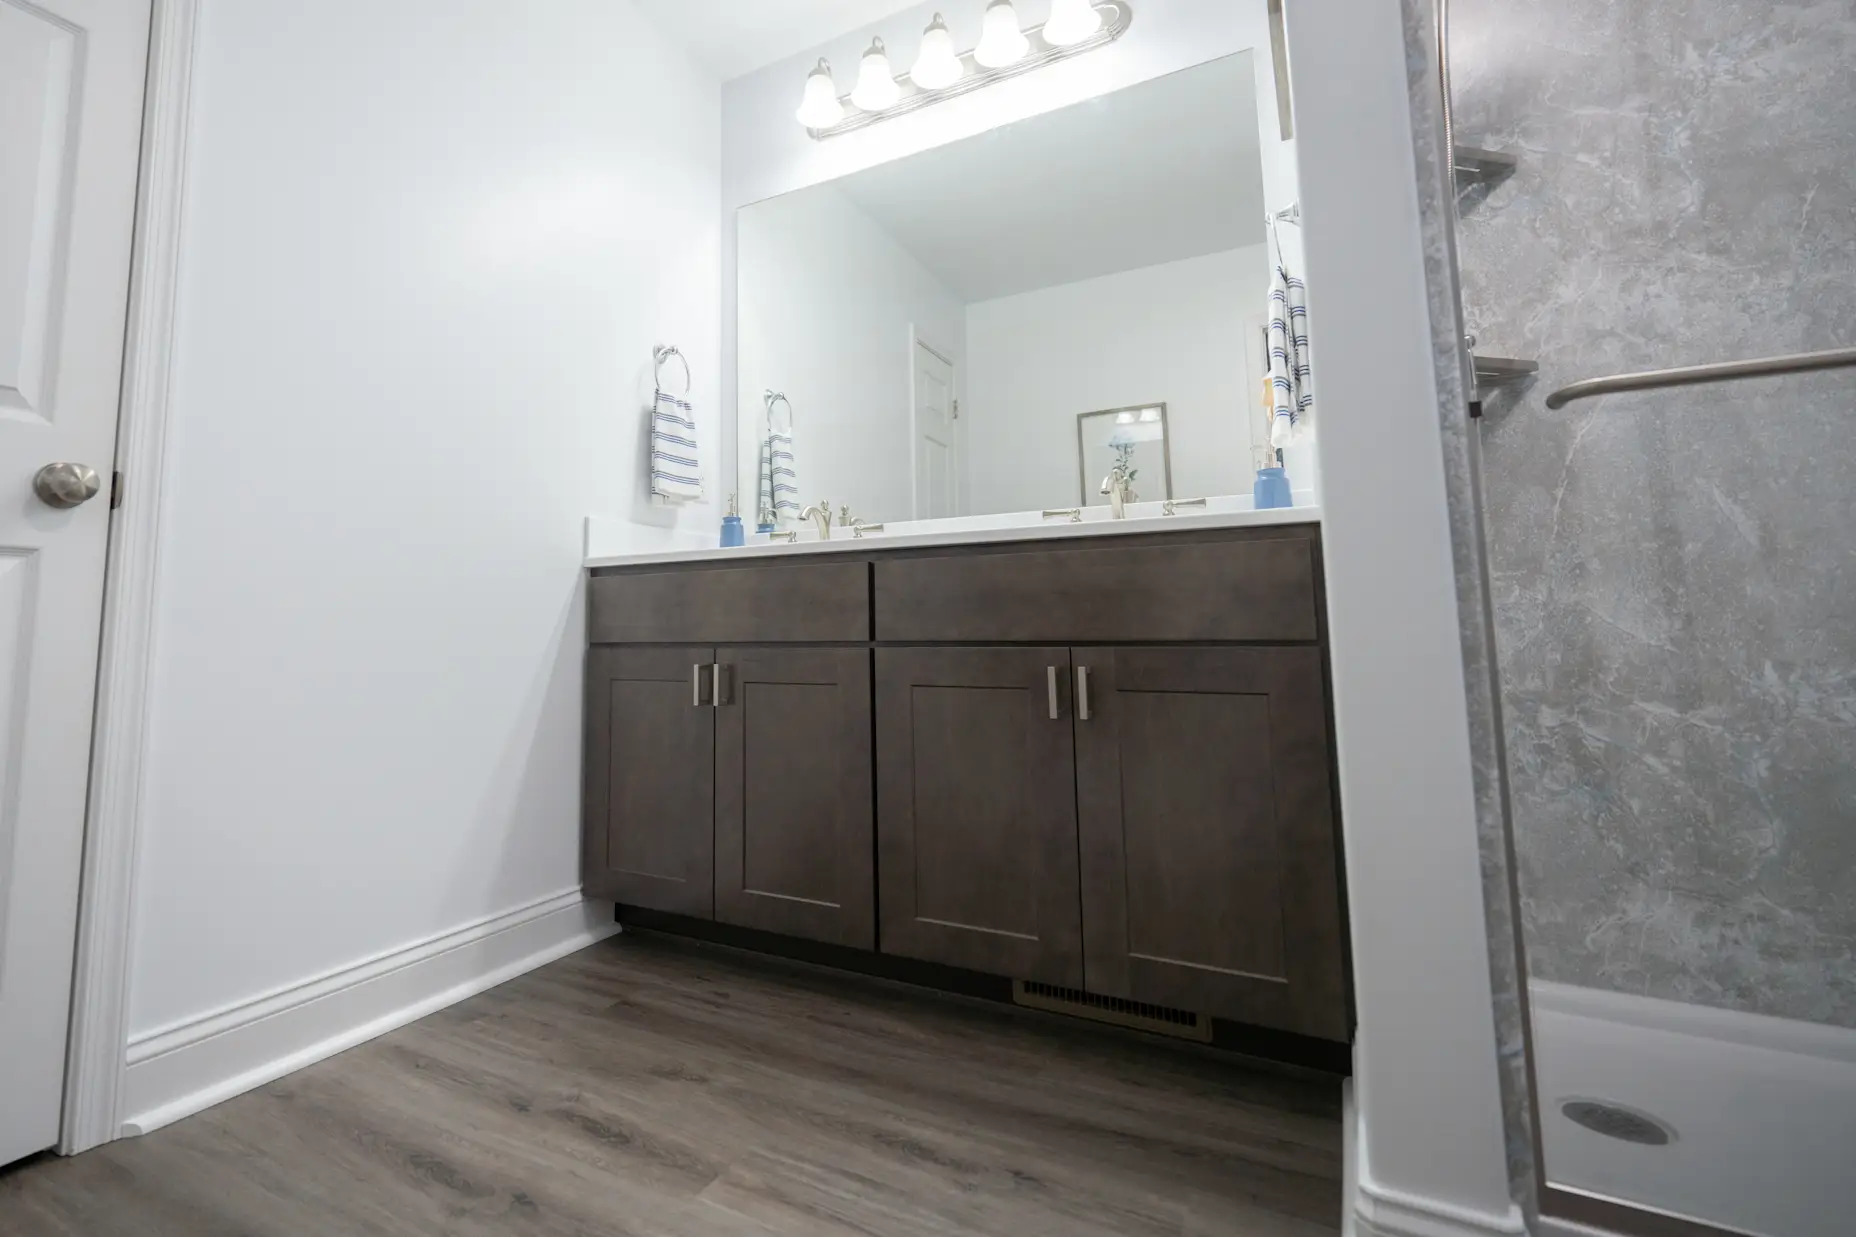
(720, 493, 745, 548)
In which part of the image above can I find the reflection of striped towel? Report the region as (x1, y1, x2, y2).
(649, 389, 703, 501)
(758, 430, 800, 525)
(1269, 235, 1314, 448)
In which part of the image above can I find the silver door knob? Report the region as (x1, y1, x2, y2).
(33, 462, 102, 509)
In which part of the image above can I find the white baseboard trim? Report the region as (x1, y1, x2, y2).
(1353, 1178, 1528, 1237)
(119, 889, 618, 1137)
(1348, 1050, 1527, 1237)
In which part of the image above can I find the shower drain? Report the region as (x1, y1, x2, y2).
(1559, 1098, 1677, 1146)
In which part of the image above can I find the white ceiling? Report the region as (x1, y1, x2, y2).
(828, 53, 1265, 303)
(635, 0, 922, 80)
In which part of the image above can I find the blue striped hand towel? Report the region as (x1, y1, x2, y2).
(649, 389, 703, 502)
(758, 429, 801, 525)
(1269, 243, 1315, 449)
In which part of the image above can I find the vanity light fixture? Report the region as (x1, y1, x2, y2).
(974, 0, 1030, 67)
(797, 2, 1134, 141)
(910, 13, 964, 90)
(850, 38, 902, 112)
(796, 58, 846, 128)
(1042, 0, 1104, 46)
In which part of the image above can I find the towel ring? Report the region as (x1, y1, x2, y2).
(764, 389, 793, 434)
(654, 344, 691, 395)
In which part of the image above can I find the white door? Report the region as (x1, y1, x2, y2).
(0, 0, 150, 1166)
(912, 337, 957, 519)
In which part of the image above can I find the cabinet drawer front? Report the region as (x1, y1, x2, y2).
(874, 533, 1319, 643)
(590, 561, 869, 644)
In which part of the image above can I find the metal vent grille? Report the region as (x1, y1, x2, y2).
(1012, 980, 1214, 1042)
(1560, 1099, 1676, 1147)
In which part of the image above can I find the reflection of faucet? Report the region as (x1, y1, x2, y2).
(1100, 464, 1133, 519)
(800, 501, 833, 540)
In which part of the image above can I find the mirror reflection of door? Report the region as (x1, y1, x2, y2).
(912, 334, 957, 519)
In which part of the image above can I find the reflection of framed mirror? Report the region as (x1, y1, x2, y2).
(1077, 404, 1172, 506)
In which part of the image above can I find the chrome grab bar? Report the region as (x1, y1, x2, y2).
(1545, 346, 1856, 409)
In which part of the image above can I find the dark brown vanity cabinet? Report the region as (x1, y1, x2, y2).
(715, 648, 874, 949)
(583, 646, 716, 917)
(1072, 646, 1348, 1042)
(874, 648, 1085, 986)
(872, 643, 1346, 1040)
(583, 564, 876, 949)
(586, 527, 1351, 1042)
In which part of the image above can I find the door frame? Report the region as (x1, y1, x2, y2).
(58, 0, 200, 1155)
(907, 325, 958, 520)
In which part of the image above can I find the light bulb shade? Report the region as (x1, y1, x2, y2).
(974, 0, 1029, 68)
(910, 14, 964, 91)
(850, 38, 900, 111)
(1042, 0, 1103, 46)
(796, 59, 845, 128)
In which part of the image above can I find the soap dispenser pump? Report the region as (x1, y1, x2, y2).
(720, 493, 745, 547)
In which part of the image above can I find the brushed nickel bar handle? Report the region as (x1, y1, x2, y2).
(1047, 666, 1061, 720)
(1076, 666, 1092, 722)
(711, 663, 728, 708)
(692, 663, 706, 707)
(1545, 346, 1856, 409)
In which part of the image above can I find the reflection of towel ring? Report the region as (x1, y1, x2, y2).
(764, 389, 793, 433)
(654, 344, 691, 394)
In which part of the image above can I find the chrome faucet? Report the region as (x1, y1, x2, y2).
(1100, 464, 1133, 519)
(799, 500, 834, 540)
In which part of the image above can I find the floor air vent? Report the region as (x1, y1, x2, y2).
(1012, 980, 1214, 1042)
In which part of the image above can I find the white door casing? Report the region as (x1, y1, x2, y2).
(0, 0, 150, 1166)
(911, 334, 956, 520)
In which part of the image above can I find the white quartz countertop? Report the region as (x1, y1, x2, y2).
(585, 503, 1321, 569)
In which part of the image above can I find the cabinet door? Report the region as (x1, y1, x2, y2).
(875, 648, 1083, 985)
(1074, 647, 1348, 1040)
(583, 646, 715, 916)
(715, 648, 874, 948)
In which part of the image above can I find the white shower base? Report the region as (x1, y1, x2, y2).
(1532, 981, 1856, 1237)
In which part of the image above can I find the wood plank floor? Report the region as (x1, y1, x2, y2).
(0, 931, 1343, 1237)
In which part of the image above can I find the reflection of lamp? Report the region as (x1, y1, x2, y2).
(975, 0, 1030, 68)
(850, 38, 900, 112)
(1043, 0, 1104, 46)
(1138, 407, 1160, 422)
(911, 14, 963, 90)
(795, 60, 844, 128)
(1115, 411, 1135, 424)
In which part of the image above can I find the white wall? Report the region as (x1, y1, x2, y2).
(720, 0, 1301, 512)
(126, 0, 718, 1056)
(964, 247, 1268, 514)
(1283, 0, 1524, 1233)
(735, 184, 965, 524)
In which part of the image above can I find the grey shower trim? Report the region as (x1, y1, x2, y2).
(1394, 0, 1541, 1220)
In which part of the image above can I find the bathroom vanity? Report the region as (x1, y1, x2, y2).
(582, 517, 1350, 1043)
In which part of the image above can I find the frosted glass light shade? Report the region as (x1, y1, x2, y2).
(974, 0, 1029, 68)
(1042, 0, 1103, 46)
(910, 13, 964, 91)
(850, 38, 900, 112)
(796, 59, 844, 128)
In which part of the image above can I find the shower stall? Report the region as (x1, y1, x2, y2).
(1438, 0, 1856, 1234)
